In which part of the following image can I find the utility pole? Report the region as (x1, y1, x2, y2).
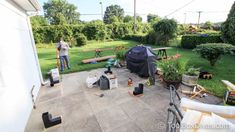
(184, 13, 187, 25)
(197, 11, 202, 28)
(134, 0, 136, 33)
(99, 2, 103, 20)
(184, 13, 187, 35)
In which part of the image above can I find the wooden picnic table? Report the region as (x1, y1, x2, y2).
(82, 46, 127, 58)
(153, 47, 172, 59)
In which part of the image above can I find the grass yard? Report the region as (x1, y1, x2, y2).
(37, 40, 139, 76)
(37, 40, 235, 97)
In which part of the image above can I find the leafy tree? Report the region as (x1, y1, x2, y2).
(83, 20, 106, 40)
(193, 43, 235, 66)
(203, 21, 213, 29)
(221, 1, 235, 45)
(43, 0, 80, 25)
(30, 15, 48, 27)
(147, 14, 161, 23)
(124, 15, 134, 23)
(153, 19, 177, 45)
(103, 5, 124, 24)
(109, 16, 120, 23)
(137, 16, 142, 22)
(53, 13, 67, 25)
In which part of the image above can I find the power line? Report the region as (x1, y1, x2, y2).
(165, 0, 196, 17)
(80, 14, 101, 16)
(80, 12, 147, 16)
(186, 10, 228, 13)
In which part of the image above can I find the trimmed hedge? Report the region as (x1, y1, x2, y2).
(32, 22, 150, 45)
(123, 34, 148, 44)
(181, 34, 223, 49)
(193, 43, 235, 66)
(32, 25, 84, 44)
(75, 34, 87, 46)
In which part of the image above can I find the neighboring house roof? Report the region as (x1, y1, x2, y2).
(13, 0, 41, 12)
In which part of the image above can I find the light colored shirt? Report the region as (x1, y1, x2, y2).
(57, 41, 69, 56)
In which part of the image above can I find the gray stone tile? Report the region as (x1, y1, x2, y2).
(95, 105, 130, 132)
(108, 121, 143, 132)
(120, 99, 152, 118)
(131, 111, 166, 132)
(62, 104, 95, 131)
(38, 86, 62, 103)
(26, 68, 222, 132)
(63, 115, 101, 132)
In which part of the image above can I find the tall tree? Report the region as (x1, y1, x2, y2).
(153, 19, 177, 45)
(221, 1, 235, 45)
(43, 0, 80, 25)
(203, 21, 213, 29)
(137, 16, 142, 22)
(124, 15, 134, 23)
(30, 15, 48, 27)
(103, 5, 124, 24)
(147, 14, 161, 23)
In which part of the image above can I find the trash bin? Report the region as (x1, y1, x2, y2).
(99, 75, 109, 90)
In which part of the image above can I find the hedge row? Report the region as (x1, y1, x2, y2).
(181, 34, 223, 49)
(33, 25, 84, 44)
(123, 34, 148, 44)
(32, 22, 150, 45)
(123, 31, 159, 45)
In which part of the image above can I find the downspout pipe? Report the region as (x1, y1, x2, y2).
(26, 12, 48, 86)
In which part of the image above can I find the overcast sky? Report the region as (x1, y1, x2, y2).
(39, 0, 235, 23)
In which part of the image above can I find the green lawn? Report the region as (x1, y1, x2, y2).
(37, 40, 139, 76)
(37, 40, 235, 97)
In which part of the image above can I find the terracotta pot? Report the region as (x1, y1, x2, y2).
(163, 78, 181, 90)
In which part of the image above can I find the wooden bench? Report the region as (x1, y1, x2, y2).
(82, 46, 127, 58)
(82, 55, 116, 64)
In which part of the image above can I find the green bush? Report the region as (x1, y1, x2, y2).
(159, 60, 187, 81)
(123, 34, 147, 44)
(75, 34, 87, 46)
(82, 20, 106, 40)
(146, 31, 158, 45)
(32, 22, 149, 44)
(193, 43, 235, 66)
(221, 1, 235, 45)
(116, 51, 125, 61)
(153, 19, 178, 46)
(32, 25, 84, 43)
(181, 34, 223, 49)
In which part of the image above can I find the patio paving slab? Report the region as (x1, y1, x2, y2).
(25, 68, 222, 132)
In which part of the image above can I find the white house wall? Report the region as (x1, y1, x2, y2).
(0, 1, 41, 131)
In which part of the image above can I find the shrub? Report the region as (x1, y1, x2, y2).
(185, 67, 200, 76)
(159, 60, 187, 81)
(123, 34, 147, 44)
(116, 51, 125, 61)
(32, 25, 84, 43)
(153, 19, 178, 46)
(193, 43, 235, 66)
(96, 29, 107, 41)
(181, 34, 223, 49)
(221, 1, 235, 45)
(82, 20, 106, 40)
(75, 34, 87, 46)
(146, 31, 158, 45)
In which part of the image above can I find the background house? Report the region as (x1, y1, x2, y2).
(0, 0, 42, 131)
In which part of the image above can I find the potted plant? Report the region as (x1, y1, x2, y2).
(116, 51, 126, 66)
(159, 60, 186, 89)
(182, 67, 200, 86)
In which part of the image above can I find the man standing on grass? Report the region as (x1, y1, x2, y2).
(57, 38, 71, 71)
